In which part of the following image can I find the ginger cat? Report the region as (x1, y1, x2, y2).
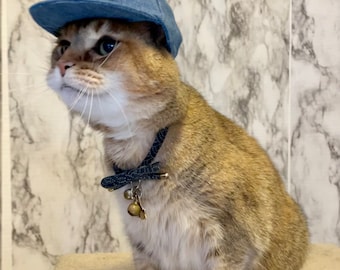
(47, 19, 309, 270)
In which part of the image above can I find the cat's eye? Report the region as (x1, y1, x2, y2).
(94, 36, 119, 56)
(57, 40, 70, 56)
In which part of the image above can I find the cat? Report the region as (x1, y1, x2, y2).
(47, 19, 309, 270)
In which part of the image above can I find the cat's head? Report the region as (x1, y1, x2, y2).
(48, 19, 180, 133)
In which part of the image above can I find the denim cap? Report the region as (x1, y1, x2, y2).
(29, 0, 182, 57)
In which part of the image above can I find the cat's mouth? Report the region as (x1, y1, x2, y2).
(61, 83, 84, 94)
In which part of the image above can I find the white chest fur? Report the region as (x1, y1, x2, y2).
(115, 182, 222, 270)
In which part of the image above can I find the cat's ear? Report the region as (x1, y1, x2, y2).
(137, 22, 168, 52)
(149, 24, 167, 50)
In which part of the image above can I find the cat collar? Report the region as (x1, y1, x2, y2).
(101, 127, 169, 191)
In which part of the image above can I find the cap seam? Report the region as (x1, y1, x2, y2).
(156, 0, 164, 18)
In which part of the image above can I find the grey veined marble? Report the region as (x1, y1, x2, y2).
(291, 0, 340, 245)
(2, 0, 340, 269)
(172, 0, 290, 183)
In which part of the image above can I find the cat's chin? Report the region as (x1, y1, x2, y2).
(60, 84, 82, 94)
(54, 86, 133, 131)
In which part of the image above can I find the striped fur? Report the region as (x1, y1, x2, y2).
(47, 19, 309, 270)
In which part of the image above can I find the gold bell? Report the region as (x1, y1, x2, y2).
(124, 189, 133, 200)
(128, 202, 142, 216)
(139, 210, 147, 220)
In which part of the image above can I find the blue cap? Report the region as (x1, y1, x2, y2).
(29, 0, 182, 57)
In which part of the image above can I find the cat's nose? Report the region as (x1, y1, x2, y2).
(57, 61, 75, 76)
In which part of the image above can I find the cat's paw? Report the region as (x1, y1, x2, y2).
(135, 263, 159, 270)
(134, 257, 159, 270)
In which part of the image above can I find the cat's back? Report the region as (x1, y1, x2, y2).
(163, 83, 309, 269)
(172, 84, 275, 170)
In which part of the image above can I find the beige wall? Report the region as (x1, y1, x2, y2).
(2, 0, 12, 269)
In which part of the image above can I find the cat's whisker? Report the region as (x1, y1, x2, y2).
(86, 60, 103, 124)
(98, 54, 112, 69)
(79, 87, 90, 120)
(97, 45, 118, 68)
(86, 89, 95, 128)
(90, 58, 97, 70)
(103, 89, 133, 137)
(96, 89, 105, 116)
(67, 87, 88, 113)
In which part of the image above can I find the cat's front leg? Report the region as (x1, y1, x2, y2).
(204, 246, 258, 270)
(132, 243, 159, 270)
(133, 256, 159, 270)
(134, 261, 159, 270)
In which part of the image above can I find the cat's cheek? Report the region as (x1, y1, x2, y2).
(59, 89, 79, 107)
(47, 68, 63, 93)
(47, 68, 80, 109)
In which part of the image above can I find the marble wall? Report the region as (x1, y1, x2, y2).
(291, 0, 340, 244)
(1, 0, 339, 269)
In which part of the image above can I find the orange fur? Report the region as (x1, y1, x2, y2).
(48, 19, 309, 270)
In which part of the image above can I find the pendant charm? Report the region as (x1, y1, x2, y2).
(139, 209, 147, 220)
(124, 189, 133, 200)
(128, 201, 142, 216)
(125, 181, 147, 220)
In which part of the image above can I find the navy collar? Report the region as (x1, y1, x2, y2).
(101, 127, 169, 190)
